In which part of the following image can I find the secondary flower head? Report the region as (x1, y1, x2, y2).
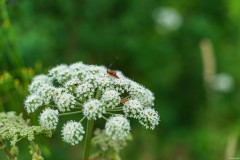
(101, 90, 121, 108)
(61, 121, 85, 145)
(76, 82, 96, 100)
(24, 95, 43, 113)
(129, 82, 155, 107)
(28, 75, 52, 94)
(83, 99, 105, 120)
(24, 61, 160, 145)
(39, 108, 59, 130)
(54, 92, 76, 112)
(123, 99, 143, 118)
(49, 64, 71, 84)
(36, 85, 56, 104)
(105, 115, 130, 140)
(139, 108, 160, 130)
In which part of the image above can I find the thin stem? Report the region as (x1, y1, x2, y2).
(76, 105, 83, 108)
(59, 111, 82, 116)
(74, 106, 82, 109)
(113, 107, 123, 109)
(83, 120, 94, 160)
(0, 142, 15, 160)
(105, 112, 115, 115)
(83, 88, 101, 159)
(79, 116, 86, 123)
(44, 104, 57, 108)
(76, 101, 83, 106)
(106, 109, 123, 112)
(95, 88, 102, 99)
(102, 116, 108, 121)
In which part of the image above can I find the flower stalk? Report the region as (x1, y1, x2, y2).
(83, 119, 94, 160)
(0, 141, 15, 160)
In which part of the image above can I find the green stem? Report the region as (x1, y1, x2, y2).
(102, 116, 108, 121)
(83, 88, 101, 159)
(83, 119, 94, 160)
(79, 116, 86, 123)
(44, 104, 57, 108)
(0, 142, 15, 160)
(95, 88, 102, 99)
(76, 101, 83, 106)
(106, 109, 123, 112)
(106, 112, 115, 115)
(59, 110, 82, 116)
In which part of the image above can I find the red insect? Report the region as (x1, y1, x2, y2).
(120, 98, 128, 105)
(107, 69, 120, 79)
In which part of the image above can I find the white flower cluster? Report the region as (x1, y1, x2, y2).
(62, 121, 85, 145)
(83, 99, 105, 120)
(39, 108, 59, 130)
(105, 115, 130, 140)
(24, 62, 160, 144)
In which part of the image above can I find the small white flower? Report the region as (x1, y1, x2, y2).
(123, 99, 143, 118)
(29, 78, 52, 94)
(83, 74, 98, 88)
(69, 62, 88, 79)
(32, 74, 52, 84)
(101, 90, 121, 108)
(112, 77, 131, 94)
(24, 95, 43, 113)
(105, 115, 130, 140)
(87, 65, 106, 74)
(139, 108, 159, 130)
(54, 92, 76, 112)
(39, 108, 59, 130)
(36, 85, 56, 104)
(95, 75, 112, 91)
(129, 82, 154, 107)
(64, 78, 82, 92)
(61, 121, 85, 145)
(49, 64, 71, 83)
(83, 100, 105, 120)
(76, 82, 96, 101)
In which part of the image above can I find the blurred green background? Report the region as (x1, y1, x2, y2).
(1, 0, 240, 159)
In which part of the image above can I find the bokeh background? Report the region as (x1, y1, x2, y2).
(1, 0, 240, 159)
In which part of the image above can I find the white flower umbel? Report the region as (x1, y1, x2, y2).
(24, 61, 160, 150)
(24, 95, 43, 113)
(105, 115, 130, 140)
(101, 90, 121, 108)
(139, 108, 160, 130)
(123, 99, 143, 118)
(83, 100, 105, 120)
(62, 121, 85, 145)
(39, 108, 59, 130)
(54, 92, 76, 112)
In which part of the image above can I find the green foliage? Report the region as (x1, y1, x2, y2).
(0, 112, 51, 159)
(0, 68, 34, 113)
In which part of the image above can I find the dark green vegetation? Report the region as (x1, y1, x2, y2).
(1, 0, 240, 159)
